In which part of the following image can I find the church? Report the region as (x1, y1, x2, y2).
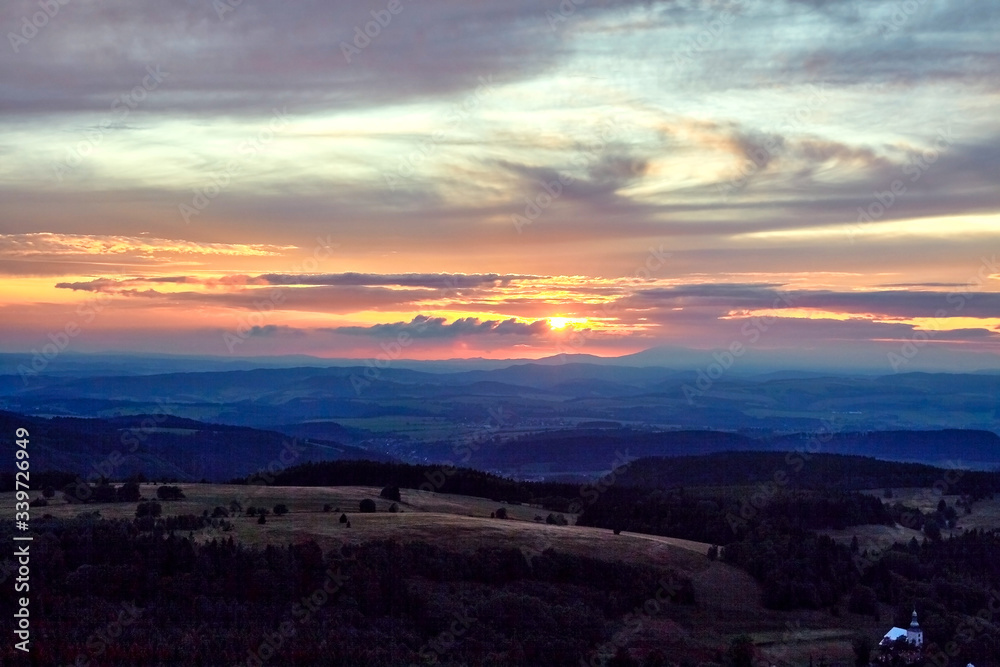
(880, 609, 924, 648)
(876, 610, 978, 667)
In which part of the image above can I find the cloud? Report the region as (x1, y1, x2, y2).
(328, 314, 552, 338)
(58, 284, 443, 313)
(53, 272, 541, 292)
(257, 273, 539, 288)
(246, 325, 303, 338)
(50, 272, 1000, 330)
(0, 0, 656, 117)
(634, 282, 1000, 320)
(0, 233, 293, 258)
(54, 278, 128, 293)
(496, 149, 653, 216)
(2, 0, 999, 363)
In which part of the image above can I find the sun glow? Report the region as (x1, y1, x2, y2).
(548, 317, 589, 329)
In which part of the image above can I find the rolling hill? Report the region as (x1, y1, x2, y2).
(0, 410, 393, 481)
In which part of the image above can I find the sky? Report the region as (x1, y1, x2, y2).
(1, 0, 999, 371)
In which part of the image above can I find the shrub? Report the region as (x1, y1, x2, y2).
(852, 634, 872, 666)
(323, 504, 332, 512)
(494, 507, 507, 519)
(91, 484, 117, 503)
(117, 482, 141, 503)
(727, 635, 754, 667)
(339, 513, 348, 523)
(359, 498, 377, 513)
(29, 497, 48, 508)
(156, 485, 185, 501)
(388, 503, 398, 513)
(211, 506, 229, 518)
(924, 518, 942, 541)
(257, 514, 266, 524)
(848, 585, 878, 616)
(135, 501, 162, 518)
(535, 496, 572, 512)
(62, 482, 90, 504)
(380, 485, 401, 502)
(273, 504, 289, 516)
(165, 514, 205, 531)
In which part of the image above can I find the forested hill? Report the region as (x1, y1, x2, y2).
(470, 428, 759, 471)
(239, 453, 1000, 512)
(0, 410, 392, 481)
(466, 427, 1000, 473)
(234, 460, 581, 504)
(765, 429, 1000, 466)
(615, 452, 1000, 497)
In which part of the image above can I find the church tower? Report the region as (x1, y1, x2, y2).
(907, 609, 924, 647)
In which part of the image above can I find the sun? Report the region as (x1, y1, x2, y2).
(547, 317, 590, 330)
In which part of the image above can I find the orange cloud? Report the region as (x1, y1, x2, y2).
(0, 233, 295, 258)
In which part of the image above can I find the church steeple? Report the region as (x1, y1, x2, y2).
(907, 608, 924, 647)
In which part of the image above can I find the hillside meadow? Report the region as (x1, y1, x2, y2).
(1, 482, 906, 664)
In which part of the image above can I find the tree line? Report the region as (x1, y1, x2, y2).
(233, 459, 583, 506)
(0, 515, 694, 666)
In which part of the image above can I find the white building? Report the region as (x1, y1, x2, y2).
(907, 609, 924, 646)
(880, 609, 923, 648)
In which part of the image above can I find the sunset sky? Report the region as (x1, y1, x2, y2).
(1, 0, 998, 370)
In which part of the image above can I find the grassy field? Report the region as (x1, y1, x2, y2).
(333, 415, 464, 440)
(3, 484, 711, 570)
(862, 487, 1000, 533)
(819, 523, 924, 553)
(820, 488, 1000, 580)
(1, 483, 896, 664)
